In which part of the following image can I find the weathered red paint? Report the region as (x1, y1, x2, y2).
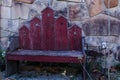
(42, 7, 55, 50)
(6, 7, 85, 77)
(7, 54, 84, 63)
(55, 16, 68, 50)
(68, 25, 82, 50)
(13, 7, 83, 63)
(30, 17, 41, 50)
(19, 25, 30, 49)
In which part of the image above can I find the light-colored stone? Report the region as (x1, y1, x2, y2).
(11, 2, 31, 19)
(85, 36, 119, 47)
(83, 14, 120, 36)
(118, 36, 120, 44)
(1, 19, 19, 34)
(11, 3, 21, 19)
(31, 0, 48, 14)
(1, 37, 9, 50)
(52, 0, 67, 17)
(1, 19, 10, 30)
(86, 0, 106, 17)
(31, 0, 50, 15)
(104, 0, 118, 8)
(28, 9, 38, 20)
(9, 19, 20, 32)
(19, 19, 26, 25)
(2, 0, 12, 7)
(1, 30, 10, 37)
(68, 2, 89, 21)
(1, 6, 11, 19)
(103, 6, 120, 20)
(19, 3, 31, 19)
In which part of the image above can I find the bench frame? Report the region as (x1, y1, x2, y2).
(5, 7, 86, 79)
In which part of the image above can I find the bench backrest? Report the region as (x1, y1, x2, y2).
(19, 7, 82, 50)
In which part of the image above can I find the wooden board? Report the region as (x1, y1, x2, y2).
(7, 50, 83, 57)
(42, 7, 55, 50)
(7, 54, 84, 63)
(7, 50, 84, 63)
(55, 16, 68, 50)
(68, 25, 82, 50)
(30, 17, 41, 50)
(19, 25, 30, 49)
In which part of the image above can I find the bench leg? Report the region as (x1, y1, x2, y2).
(5, 60, 19, 77)
(82, 63, 86, 80)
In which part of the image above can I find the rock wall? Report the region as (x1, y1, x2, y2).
(0, 0, 120, 52)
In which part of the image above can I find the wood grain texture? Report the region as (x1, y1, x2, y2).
(30, 17, 42, 50)
(7, 54, 84, 63)
(55, 16, 68, 50)
(42, 7, 55, 50)
(19, 7, 83, 50)
(68, 25, 82, 50)
(19, 25, 30, 49)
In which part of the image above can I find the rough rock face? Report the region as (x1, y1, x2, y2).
(83, 14, 120, 36)
(86, 0, 105, 17)
(85, 36, 119, 47)
(104, 0, 118, 8)
(52, 0, 67, 17)
(103, 6, 120, 20)
(68, 2, 89, 21)
(0, 0, 120, 52)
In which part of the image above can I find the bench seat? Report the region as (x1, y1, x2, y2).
(7, 50, 84, 63)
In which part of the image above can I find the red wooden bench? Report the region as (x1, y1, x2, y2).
(6, 7, 85, 77)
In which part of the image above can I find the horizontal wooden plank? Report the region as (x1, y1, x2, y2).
(6, 54, 84, 63)
(7, 50, 83, 57)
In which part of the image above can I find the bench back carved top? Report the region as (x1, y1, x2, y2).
(19, 7, 82, 51)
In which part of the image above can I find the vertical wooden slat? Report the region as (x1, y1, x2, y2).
(55, 16, 68, 50)
(30, 17, 41, 50)
(42, 7, 55, 50)
(68, 25, 82, 50)
(19, 25, 30, 49)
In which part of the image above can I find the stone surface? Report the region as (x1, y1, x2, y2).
(68, 2, 89, 21)
(83, 14, 120, 36)
(1, 19, 19, 33)
(1, 6, 11, 19)
(103, 6, 120, 20)
(104, 0, 118, 8)
(19, 3, 30, 19)
(86, 0, 105, 17)
(1, 19, 12, 37)
(2, 71, 83, 80)
(52, 0, 67, 17)
(11, 3, 21, 19)
(0, 37, 9, 50)
(30, 0, 47, 15)
(0, 0, 120, 53)
(9, 20, 20, 32)
(2, 0, 12, 7)
(85, 36, 119, 47)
